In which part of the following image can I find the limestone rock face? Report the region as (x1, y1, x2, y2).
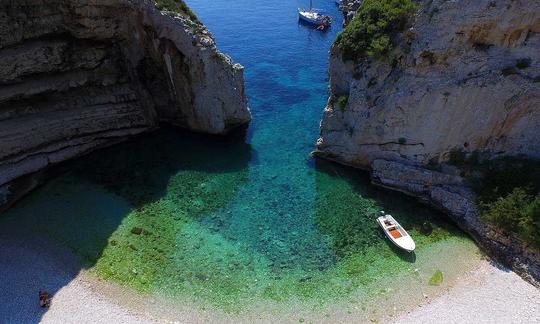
(0, 0, 250, 210)
(317, 0, 540, 168)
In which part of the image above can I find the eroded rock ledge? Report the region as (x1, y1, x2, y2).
(315, 0, 540, 284)
(0, 0, 251, 211)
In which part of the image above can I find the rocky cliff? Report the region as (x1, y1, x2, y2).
(0, 0, 251, 211)
(316, 0, 540, 284)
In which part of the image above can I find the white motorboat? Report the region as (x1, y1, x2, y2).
(298, 0, 332, 28)
(377, 212, 416, 252)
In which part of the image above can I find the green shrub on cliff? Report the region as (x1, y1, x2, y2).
(155, 0, 199, 22)
(448, 152, 540, 249)
(335, 0, 416, 60)
(476, 156, 540, 249)
(336, 94, 349, 112)
(472, 156, 540, 203)
(481, 188, 540, 248)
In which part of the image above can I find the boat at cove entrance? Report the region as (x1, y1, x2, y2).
(298, 0, 332, 29)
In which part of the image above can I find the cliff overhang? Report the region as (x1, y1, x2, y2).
(0, 0, 251, 211)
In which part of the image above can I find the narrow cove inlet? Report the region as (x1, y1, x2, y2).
(0, 0, 486, 322)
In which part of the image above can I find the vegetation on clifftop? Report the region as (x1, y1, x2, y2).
(449, 151, 540, 249)
(335, 0, 416, 60)
(155, 0, 199, 22)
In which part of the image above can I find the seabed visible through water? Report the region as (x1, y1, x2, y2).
(1, 129, 481, 320)
(0, 0, 483, 321)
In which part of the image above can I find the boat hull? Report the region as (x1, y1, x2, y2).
(298, 14, 321, 25)
(298, 9, 331, 26)
(377, 216, 416, 252)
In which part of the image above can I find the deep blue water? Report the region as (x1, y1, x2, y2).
(187, 0, 341, 126)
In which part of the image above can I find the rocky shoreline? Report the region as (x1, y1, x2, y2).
(316, 0, 540, 285)
(0, 0, 251, 212)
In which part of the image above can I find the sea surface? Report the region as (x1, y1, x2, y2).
(0, 0, 481, 321)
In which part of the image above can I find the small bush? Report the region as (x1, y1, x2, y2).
(501, 66, 518, 76)
(516, 58, 530, 69)
(473, 156, 540, 203)
(473, 42, 493, 52)
(442, 91, 450, 102)
(420, 50, 435, 65)
(336, 94, 349, 112)
(214, 52, 230, 62)
(335, 0, 416, 60)
(155, 0, 199, 22)
(448, 148, 466, 166)
(428, 7, 439, 22)
(481, 187, 532, 232)
(481, 188, 540, 248)
(448, 152, 540, 249)
(447, 148, 479, 168)
(398, 137, 407, 144)
(346, 126, 354, 137)
(522, 196, 540, 245)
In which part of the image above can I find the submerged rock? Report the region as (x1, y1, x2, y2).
(38, 290, 51, 308)
(419, 222, 433, 236)
(428, 270, 444, 286)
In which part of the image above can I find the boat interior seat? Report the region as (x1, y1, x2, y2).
(389, 228, 403, 239)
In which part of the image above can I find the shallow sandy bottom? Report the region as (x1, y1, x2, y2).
(1, 231, 538, 324)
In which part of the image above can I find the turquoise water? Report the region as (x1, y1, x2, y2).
(0, 0, 480, 318)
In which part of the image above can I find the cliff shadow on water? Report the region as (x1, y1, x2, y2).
(0, 126, 252, 323)
(312, 158, 469, 263)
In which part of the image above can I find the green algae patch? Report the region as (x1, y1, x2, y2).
(2, 164, 476, 313)
(91, 200, 185, 292)
(428, 270, 444, 286)
(314, 160, 463, 260)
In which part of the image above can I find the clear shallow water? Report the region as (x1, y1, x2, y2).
(0, 0, 480, 318)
